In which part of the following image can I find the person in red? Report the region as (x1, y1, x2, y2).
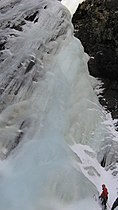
(99, 184, 108, 209)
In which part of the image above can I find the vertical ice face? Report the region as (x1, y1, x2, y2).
(0, 0, 73, 157)
(0, 0, 114, 210)
(0, 34, 97, 210)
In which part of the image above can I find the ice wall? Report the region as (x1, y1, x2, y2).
(0, 0, 113, 209)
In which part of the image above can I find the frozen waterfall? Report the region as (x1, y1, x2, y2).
(0, 0, 115, 209)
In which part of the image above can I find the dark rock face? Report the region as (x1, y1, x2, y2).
(72, 0, 118, 79)
(72, 0, 118, 120)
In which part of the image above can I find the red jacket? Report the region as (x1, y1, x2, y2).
(101, 187, 108, 199)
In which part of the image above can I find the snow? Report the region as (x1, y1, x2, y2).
(0, 0, 118, 210)
(71, 143, 118, 208)
(61, 0, 85, 16)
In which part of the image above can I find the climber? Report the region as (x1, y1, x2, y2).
(99, 184, 108, 209)
(111, 197, 118, 210)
